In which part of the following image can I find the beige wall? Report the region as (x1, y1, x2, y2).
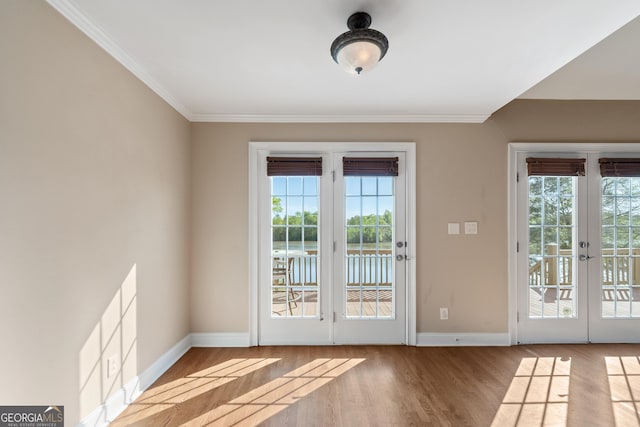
(190, 122, 509, 334)
(0, 2, 190, 425)
(492, 99, 640, 141)
(191, 100, 640, 338)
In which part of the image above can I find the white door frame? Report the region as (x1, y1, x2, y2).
(249, 141, 416, 346)
(333, 151, 407, 344)
(508, 142, 640, 344)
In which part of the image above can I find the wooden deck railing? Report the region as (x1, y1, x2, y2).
(529, 244, 640, 286)
(275, 249, 393, 287)
(345, 249, 393, 286)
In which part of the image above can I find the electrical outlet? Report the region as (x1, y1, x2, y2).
(440, 307, 449, 320)
(107, 355, 118, 378)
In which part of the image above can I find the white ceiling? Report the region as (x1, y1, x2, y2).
(521, 13, 640, 100)
(48, 0, 640, 123)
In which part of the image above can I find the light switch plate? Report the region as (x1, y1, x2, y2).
(447, 223, 460, 235)
(464, 221, 478, 235)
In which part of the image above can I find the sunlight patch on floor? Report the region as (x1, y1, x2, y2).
(180, 358, 365, 427)
(109, 358, 280, 426)
(606, 356, 640, 426)
(491, 357, 571, 427)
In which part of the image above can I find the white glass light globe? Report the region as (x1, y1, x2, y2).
(336, 41, 382, 75)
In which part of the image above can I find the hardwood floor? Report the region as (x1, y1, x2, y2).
(110, 344, 640, 426)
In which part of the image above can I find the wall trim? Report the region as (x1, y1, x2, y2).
(77, 335, 192, 427)
(46, 0, 192, 120)
(191, 332, 251, 347)
(44, 1, 492, 126)
(416, 333, 511, 347)
(191, 113, 489, 123)
(138, 335, 193, 390)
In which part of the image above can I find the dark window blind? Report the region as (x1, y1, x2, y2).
(526, 158, 586, 176)
(266, 157, 322, 176)
(599, 158, 640, 177)
(343, 157, 399, 176)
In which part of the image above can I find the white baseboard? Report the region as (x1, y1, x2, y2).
(417, 332, 511, 347)
(77, 333, 251, 426)
(191, 332, 250, 347)
(77, 335, 192, 427)
(138, 335, 192, 391)
(78, 400, 108, 427)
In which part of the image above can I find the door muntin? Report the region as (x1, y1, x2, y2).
(344, 175, 396, 319)
(270, 175, 320, 318)
(517, 150, 640, 344)
(527, 175, 578, 319)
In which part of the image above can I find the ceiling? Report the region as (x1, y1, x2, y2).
(47, 0, 640, 123)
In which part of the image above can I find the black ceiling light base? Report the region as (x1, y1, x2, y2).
(347, 11, 372, 31)
(330, 12, 389, 75)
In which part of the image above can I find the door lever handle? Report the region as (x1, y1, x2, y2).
(579, 254, 593, 261)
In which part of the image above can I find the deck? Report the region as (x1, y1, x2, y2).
(528, 286, 640, 318)
(272, 249, 394, 318)
(272, 289, 393, 317)
(528, 244, 640, 317)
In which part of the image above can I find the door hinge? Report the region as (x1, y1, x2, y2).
(333, 312, 336, 323)
(517, 312, 520, 322)
(516, 172, 520, 183)
(333, 241, 336, 252)
(517, 241, 519, 253)
(332, 170, 335, 182)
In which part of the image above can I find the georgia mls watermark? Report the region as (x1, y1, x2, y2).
(0, 406, 63, 427)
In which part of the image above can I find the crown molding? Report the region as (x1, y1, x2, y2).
(190, 113, 490, 123)
(45, 0, 490, 125)
(46, 0, 193, 120)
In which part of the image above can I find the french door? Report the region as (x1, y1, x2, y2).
(516, 149, 640, 343)
(333, 154, 406, 344)
(256, 147, 409, 345)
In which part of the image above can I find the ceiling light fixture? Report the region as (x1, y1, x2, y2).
(330, 12, 389, 75)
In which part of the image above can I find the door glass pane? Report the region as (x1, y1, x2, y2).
(601, 177, 640, 318)
(271, 176, 319, 318)
(528, 176, 577, 318)
(344, 176, 394, 318)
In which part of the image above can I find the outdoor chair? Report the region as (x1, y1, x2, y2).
(272, 257, 299, 315)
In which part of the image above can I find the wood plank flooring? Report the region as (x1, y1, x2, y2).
(110, 344, 640, 426)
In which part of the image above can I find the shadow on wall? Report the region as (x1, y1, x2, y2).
(79, 264, 137, 422)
